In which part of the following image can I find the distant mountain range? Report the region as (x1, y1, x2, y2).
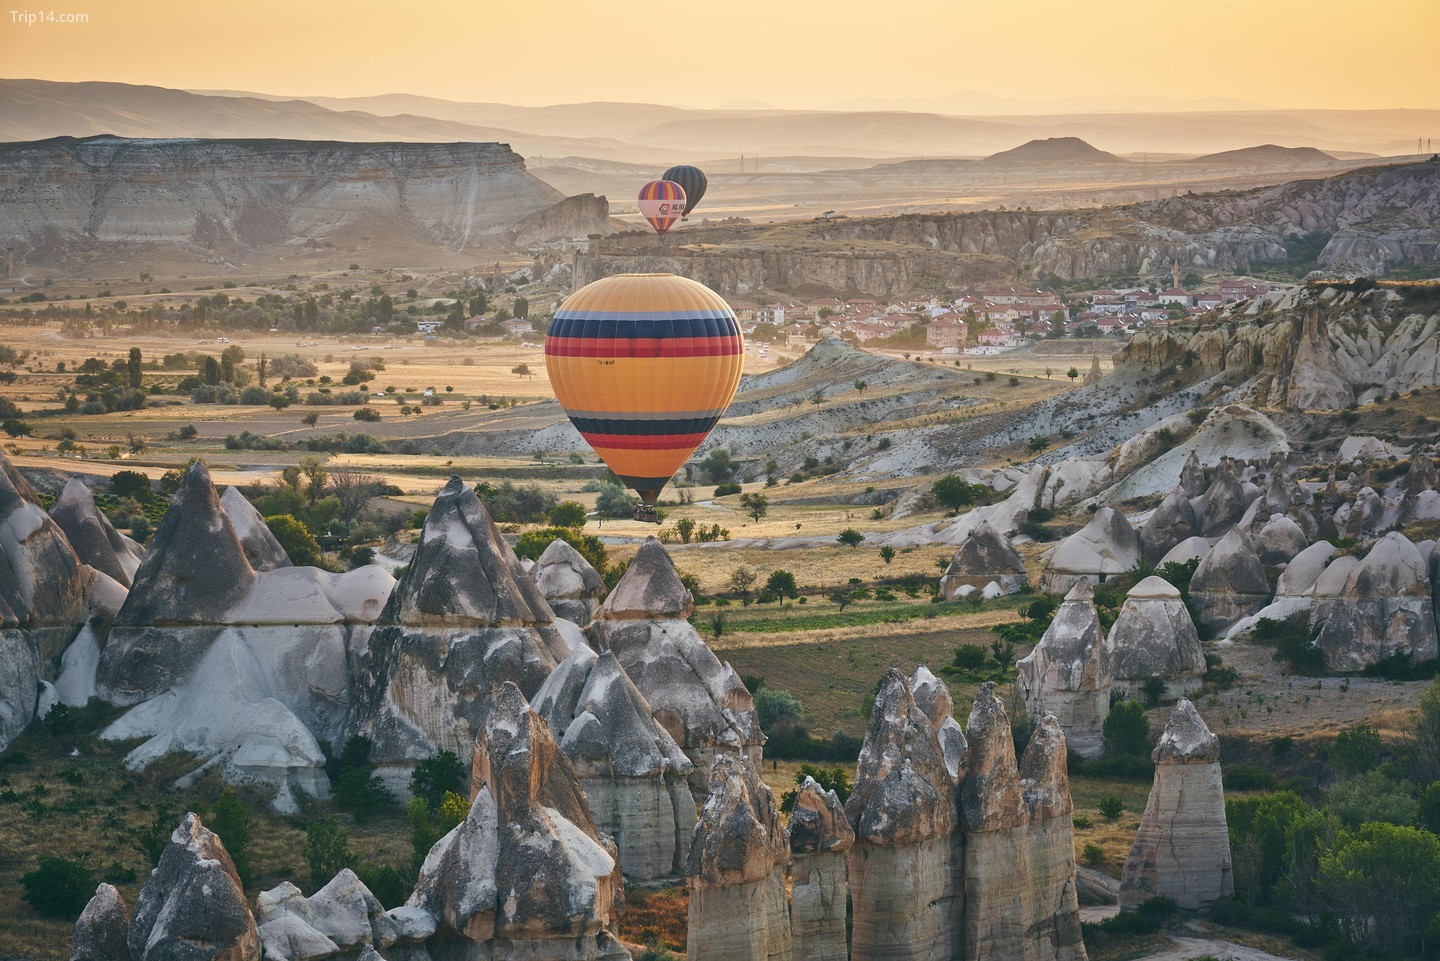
(2, 78, 1432, 163)
(822, 89, 1269, 115)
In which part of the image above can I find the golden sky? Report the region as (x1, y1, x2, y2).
(2, 0, 1437, 110)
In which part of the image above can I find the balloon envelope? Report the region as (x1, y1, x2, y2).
(661, 164, 708, 217)
(545, 274, 744, 505)
(637, 179, 686, 237)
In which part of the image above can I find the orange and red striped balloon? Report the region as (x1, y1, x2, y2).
(637, 179, 686, 237)
(545, 274, 744, 505)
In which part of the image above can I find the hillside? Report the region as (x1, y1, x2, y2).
(982, 137, 1126, 164)
(0, 136, 609, 258)
(1179, 144, 1336, 166)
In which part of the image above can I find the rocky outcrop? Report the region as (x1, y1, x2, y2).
(220, 486, 291, 571)
(1253, 514, 1309, 566)
(939, 522, 1029, 599)
(588, 537, 762, 795)
(0, 136, 565, 252)
(407, 682, 627, 959)
(1016, 581, 1110, 757)
(348, 477, 569, 785)
(1016, 716, 1087, 961)
(685, 752, 791, 961)
(788, 778, 854, 961)
(1195, 459, 1254, 538)
(0, 452, 89, 750)
(1039, 507, 1141, 594)
(127, 812, 259, 961)
(845, 669, 959, 961)
(49, 478, 142, 587)
(508, 193, 612, 246)
(1189, 527, 1271, 632)
(1118, 281, 1440, 409)
(1140, 488, 1197, 566)
(71, 884, 130, 961)
(531, 538, 606, 626)
(1121, 699, 1232, 909)
(1104, 576, 1206, 699)
(532, 647, 696, 881)
(1316, 531, 1439, 670)
(910, 665, 968, 778)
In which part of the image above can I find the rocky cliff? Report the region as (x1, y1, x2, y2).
(581, 161, 1439, 294)
(1117, 283, 1440, 410)
(0, 135, 605, 253)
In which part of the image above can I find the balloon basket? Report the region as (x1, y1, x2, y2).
(633, 505, 661, 525)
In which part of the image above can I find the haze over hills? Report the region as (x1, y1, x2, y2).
(822, 89, 1270, 115)
(982, 137, 1127, 164)
(1175, 144, 1337, 166)
(4, 79, 1435, 163)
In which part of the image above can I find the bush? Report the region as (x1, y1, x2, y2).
(1224, 763, 1278, 792)
(209, 790, 254, 886)
(110, 469, 152, 501)
(952, 644, 989, 674)
(353, 407, 381, 422)
(713, 483, 742, 497)
(1082, 843, 1106, 865)
(306, 817, 352, 889)
(1102, 699, 1151, 759)
(355, 862, 409, 909)
(330, 736, 398, 822)
(265, 514, 323, 567)
(512, 526, 608, 576)
(755, 688, 804, 731)
(1098, 794, 1124, 820)
(20, 856, 94, 918)
(1331, 723, 1382, 777)
(410, 751, 466, 812)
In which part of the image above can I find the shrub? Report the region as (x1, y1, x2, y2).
(265, 514, 323, 567)
(755, 688, 804, 731)
(1331, 723, 1382, 777)
(1082, 843, 1106, 865)
(353, 407, 381, 422)
(355, 862, 409, 909)
(20, 856, 94, 918)
(1141, 676, 1166, 706)
(306, 817, 352, 889)
(110, 469, 152, 501)
(512, 526, 607, 576)
(713, 483, 742, 497)
(208, 789, 254, 886)
(1224, 763, 1278, 792)
(1102, 699, 1151, 759)
(409, 751, 466, 812)
(1098, 794, 1124, 820)
(330, 736, 397, 822)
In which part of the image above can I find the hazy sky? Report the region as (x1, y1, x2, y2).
(3, 0, 1437, 110)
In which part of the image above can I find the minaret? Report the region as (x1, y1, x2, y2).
(1171, 257, 1180, 291)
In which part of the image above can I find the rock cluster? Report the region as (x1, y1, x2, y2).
(939, 522, 1029, 599)
(71, 816, 267, 961)
(533, 646, 696, 880)
(1316, 531, 1439, 671)
(1015, 580, 1110, 757)
(1189, 527, 1271, 632)
(220, 485, 292, 571)
(348, 476, 569, 787)
(685, 752, 792, 961)
(587, 537, 763, 795)
(1120, 699, 1232, 908)
(49, 478, 143, 587)
(256, 870, 396, 961)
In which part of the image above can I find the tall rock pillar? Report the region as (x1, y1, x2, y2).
(788, 777, 854, 961)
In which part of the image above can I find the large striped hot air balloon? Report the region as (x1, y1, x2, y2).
(661, 164, 708, 218)
(637, 179, 686, 237)
(546, 274, 744, 519)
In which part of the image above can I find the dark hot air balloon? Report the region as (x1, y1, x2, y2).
(661, 164, 708, 218)
(545, 273, 744, 521)
(636, 179, 686, 237)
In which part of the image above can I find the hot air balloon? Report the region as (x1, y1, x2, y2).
(637, 179, 686, 237)
(661, 164, 708, 218)
(546, 274, 744, 522)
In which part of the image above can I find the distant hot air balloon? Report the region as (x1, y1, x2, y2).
(661, 164, 708, 218)
(546, 273, 744, 520)
(637, 179, 686, 237)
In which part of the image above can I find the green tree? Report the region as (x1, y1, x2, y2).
(20, 857, 93, 919)
(202, 355, 221, 386)
(879, 545, 896, 564)
(729, 565, 758, 605)
(697, 449, 736, 485)
(1331, 723, 1381, 778)
(513, 296, 529, 319)
(739, 491, 769, 522)
(302, 411, 320, 427)
(265, 514, 322, 567)
(854, 379, 867, 394)
(209, 790, 254, 887)
(755, 688, 804, 731)
(675, 517, 697, 544)
(764, 569, 799, 604)
(594, 483, 637, 519)
(512, 526, 608, 575)
(511, 363, 532, 379)
(836, 528, 865, 549)
(127, 347, 142, 389)
(1102, 699, 1151, 758)
(1319, 821, 1440, 956)
(931, 475, 981, 513)
(828, 588, 855, 612)
(306, 818, 353, 889)
(111, 469, 152, 501)
(410, 751, 466, 812)
(1067, 367, 1079, 383)
(548, 500, 587, 528)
